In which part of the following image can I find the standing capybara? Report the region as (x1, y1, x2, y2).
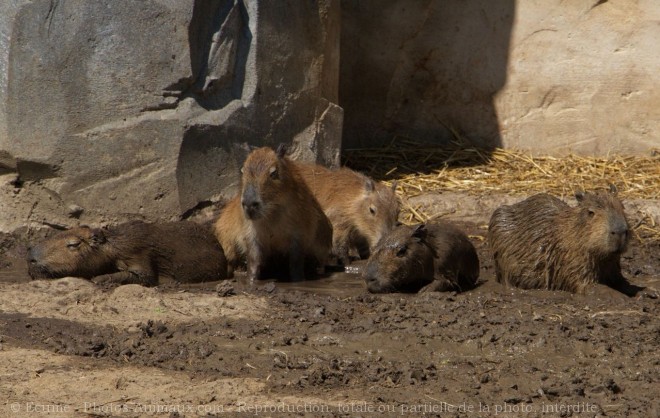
(298, 163, 400, 264)
(214, 145, 333, 281)
(363, 220, 480, 293)
(487, 186, 631, 293)
(27, 221, 227, 286)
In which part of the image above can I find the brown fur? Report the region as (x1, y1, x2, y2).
(298, 163, 400, 264)
(214, 146, 333, 281)
(363, 220, 480, 293)
(27, 221, 227, 286)
(487, 188, 630, 293)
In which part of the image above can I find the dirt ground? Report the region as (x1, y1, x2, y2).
(0, 195, 658, 418)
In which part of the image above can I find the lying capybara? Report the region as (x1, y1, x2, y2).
(27, 221, 227, 286)
(488, 186, 631, 293)
(214, 145, 333, 281)
(298, 163, 400, 265)
(363, 220, 480, 293)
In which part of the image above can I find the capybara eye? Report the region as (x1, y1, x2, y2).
(269, 167, 278, 180)
(588, 210, 595, 217)
(66, 240, 81, 249)
(396, 245, 407, 257)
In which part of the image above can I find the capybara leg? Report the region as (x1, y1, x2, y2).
(247, 247, 263, 281)
(91, 271, 156, 287)
(316, 264, 326, 276)
(288, 240, 305, 282)
(334, 242, 351, 266)
(222, 245, 238, 279)
(492, 255, 505, 284)
(609, 278, 652, 298)
(332, 233, 351, 266)
(226, 263, 236, 279)
(419, 276, 458, 293)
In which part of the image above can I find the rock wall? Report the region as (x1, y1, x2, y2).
(340, 0, 660, 155)
(2, 0, 658, 234)
(0, 0, 341, 232)
(496, 0, 660, 154)
(340, 0, 513, 151)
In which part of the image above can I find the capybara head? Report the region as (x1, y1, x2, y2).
(354, 179, 400, 252)
(363, 224, 435, 293)
(573, 185, 629, 257)
(240, 145, 291, 220)
(27, 227, 111, 279)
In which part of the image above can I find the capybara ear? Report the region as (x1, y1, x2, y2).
(411, 223, 427, 242)
(575, 191, 585, 202)
(608, 183, 618, 195)
(276, 143, 287, 158)
(365, 178, 375, 193)
(390, 181, 398, 192)
(89, 228, 107, 247)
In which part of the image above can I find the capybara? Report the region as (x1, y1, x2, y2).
(27, 221, 227, 286)
(298, 163, 400, 265)
(214, 145, 333, 281)
(363, 220, 480, 293)
(487, 187, 631, 293)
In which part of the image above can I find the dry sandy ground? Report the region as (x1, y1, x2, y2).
(0, 196, 658, 418)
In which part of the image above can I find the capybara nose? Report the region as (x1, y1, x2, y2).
(27, 246, 38, 264)
(611, 228, 629, 252)
(242, 200, 260, 212)
(610, 221, 629, 246)
(363, 267, 380, 291)
(610, 229, 627, 240)
(364, 261, 380, 280)
(241, 199, 262, 219)
(363, 274, 382, 293)
(241, 186, 263, 219)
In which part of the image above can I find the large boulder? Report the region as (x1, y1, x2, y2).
(0, 0, 342, 233)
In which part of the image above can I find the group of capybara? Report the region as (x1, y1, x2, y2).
(27, 145, 640, 296)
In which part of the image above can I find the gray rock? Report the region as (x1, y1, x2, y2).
(0, 0, 341, 233)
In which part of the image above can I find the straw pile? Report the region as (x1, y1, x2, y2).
(343, 137, 660, 243)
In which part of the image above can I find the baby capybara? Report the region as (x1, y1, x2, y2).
(27, 221, 227, 286)
(363, 220, 480, 293)
(488, 187, 631, 293)
(214, 145, 333, 281)
(299, 163, 400, 265)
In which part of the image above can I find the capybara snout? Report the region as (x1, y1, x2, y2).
(241, 184, 263, 220)
(605, 215, 629, 254)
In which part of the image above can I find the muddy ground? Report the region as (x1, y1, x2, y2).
(0, 197, 658, 417)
